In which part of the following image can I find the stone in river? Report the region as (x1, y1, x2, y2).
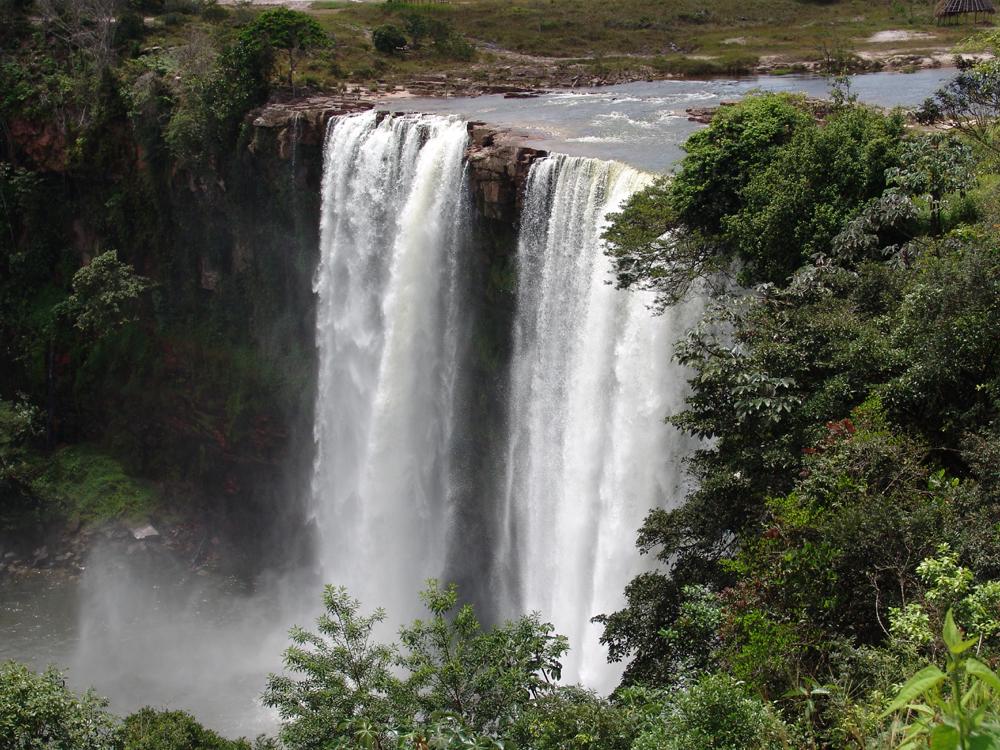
(131, 524, 159, 540)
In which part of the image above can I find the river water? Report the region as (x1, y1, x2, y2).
(1, 68, 955, 736)
(379, 69, 954, 171)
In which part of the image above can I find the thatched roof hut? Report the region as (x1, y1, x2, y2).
(935, 0, 995, 22)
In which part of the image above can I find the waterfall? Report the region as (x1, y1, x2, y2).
(310, 111, 470, 620)
(310, 114, 698, 691)
(501, 155, 701, 690)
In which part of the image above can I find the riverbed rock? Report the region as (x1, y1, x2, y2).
(465, 123, 548, 221)
(131, 524, 160, 540)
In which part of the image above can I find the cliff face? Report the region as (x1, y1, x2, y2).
(246, 98, 547, 226)
(2, 97, 545, 573)
(243, 101, 546, 583)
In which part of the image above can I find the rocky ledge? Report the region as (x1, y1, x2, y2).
(249, 98, 549, 225)
(465, 122, 547, 221)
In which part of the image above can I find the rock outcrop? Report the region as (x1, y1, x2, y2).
(248, 101, 548, 228)
(465, 122, 547, 222)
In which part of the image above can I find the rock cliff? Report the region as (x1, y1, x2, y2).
(247, 98, 548, 228)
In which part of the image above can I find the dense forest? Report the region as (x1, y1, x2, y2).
(2, 1, 1000, 749)
(0, 0, 325, 568)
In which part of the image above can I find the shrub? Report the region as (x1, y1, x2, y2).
(883, 610, 1000, 748)
(164, 0, 201, 14)
(633, 673, 788, 750)
(508, 686, 638, 750)
(0, 662, 121, 750)
(29, 444, 156, 521)
(159, 12, 186, 27)
(372, 25, 407, 55)
(200, 3, 229, 23)
(435, 34, 475, 62)
(264, 582, 567, 749)
(126, 0, 164, 11)
(122, 708, 253, 750)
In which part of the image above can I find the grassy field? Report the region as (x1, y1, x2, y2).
(146, 0, 987, 92)
(312, 0, 970, 59)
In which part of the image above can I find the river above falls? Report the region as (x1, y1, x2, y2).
(378, 68, 955, 172)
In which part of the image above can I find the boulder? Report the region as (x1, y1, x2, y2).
(131, 524, 160, 540)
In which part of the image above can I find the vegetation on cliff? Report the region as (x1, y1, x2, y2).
(0, 1, 322, 549)
(594, 64, 1000, 746)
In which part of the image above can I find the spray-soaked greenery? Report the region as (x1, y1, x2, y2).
(596, 66, 1000, 747)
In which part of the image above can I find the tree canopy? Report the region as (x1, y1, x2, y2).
(239, 7, 329, 92)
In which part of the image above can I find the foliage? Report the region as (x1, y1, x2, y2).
(262, 585, 403, 749)
(507, 686, 640, 750)
(883, 610, 1000, 749)
(718, 403, 965, 689)
(122, 707, 262, 750)
(373, 25, 408, 55)
(0, 662, 121, 750)
(0, 396, 42, 486)
(657, 585, 723, 678)
(57, 250, 151, 340)
(632, 673, 788, 750)
(724, 103, 904, 284)
(889, 545, 1000, 655)
(239, 7, 328, 90)
(600, 69, 1000, 736)
(401, 582, 567, 734)
(265, 581, 568, 749)
(918, 58, 1000, 157)
(604, 93, 905, 307)
(886, 135, 975, 235)
(398, 13, 475, 60)
(130, 33, 272, 165)
(29, 444, 157, 521)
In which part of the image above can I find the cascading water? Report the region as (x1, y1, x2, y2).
(310, 113, 699, 690)
(310, 111, 470, 620)
(500, 155, 702, 691)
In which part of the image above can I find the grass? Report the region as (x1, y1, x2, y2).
(314, 0, 973, 60)
(138, 0, 985, 92)
(30, 445, 157, 523)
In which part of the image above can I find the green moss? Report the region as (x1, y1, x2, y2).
(30, 445, 158, 522)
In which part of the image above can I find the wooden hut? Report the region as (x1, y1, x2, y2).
(935, 0, 995, 24)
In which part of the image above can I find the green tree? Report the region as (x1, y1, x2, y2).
(604, 94, 905, 306)
(262, 586, 405, 750)
(917, 58, 1000, 157)
(264, 582, 568, 749)
(604, 94, 812, 308)
(632, 673, 788, 750)
(122, 707, 264, 750)
(0, 661, 121, 750)
(508, 685, 644, 750)
(57, 250, 151, 340)
(239, 7, 328, 92)
(372, 25, 407, 55)
(400, 581, 567, 735)
(886, 135, 975, 236)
